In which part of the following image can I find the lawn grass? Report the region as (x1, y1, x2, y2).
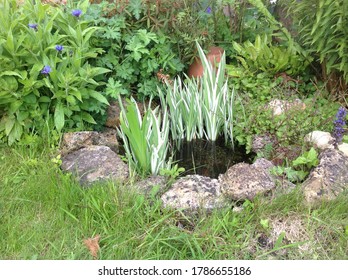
(0, 143, 347, 260)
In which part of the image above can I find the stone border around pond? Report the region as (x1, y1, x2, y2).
(60, 130, 348, 213)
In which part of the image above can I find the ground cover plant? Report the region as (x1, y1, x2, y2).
(1, 0, 348, 261)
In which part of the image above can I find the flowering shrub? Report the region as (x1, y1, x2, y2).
(333, 107, 347, 145)
(0, 0, 109, 145)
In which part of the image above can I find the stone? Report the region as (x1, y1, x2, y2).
(105, 99, 157, 128)
(302, 149, 348, 203)
(134, 175, 168, 196)
(61, 145, 129, 186)
(252, 158, 275, 171)
(161, 175, 227, 211)
(61, 129, 119, 155)
(304, 131, 335, 150)
(267, 98, 306, 116)
(219, 162, 276, 201)
(105, 99, 127, 128)
(338, 142, 348, 157)
(252, 134, 275, 154)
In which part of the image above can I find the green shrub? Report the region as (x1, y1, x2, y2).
(291, 0, 348, 83)
(229, 34, 310, 76)
(0, 0, 110, 145)
(85, 0, 185, 100)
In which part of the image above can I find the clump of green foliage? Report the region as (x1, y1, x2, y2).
(233, 93, 340, 159)
(0, 0, 110, 145)
(85, 0, 187, 100)
(229, 34, 309, 76)
(291, 0, 348, 84)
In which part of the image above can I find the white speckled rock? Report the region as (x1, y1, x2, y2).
(302, 149, 348, 203)
(161, 175, 227, 211)
(218, 162, 276, 200)
(267, 98, 306, 116)
(304, 131, 335, 150)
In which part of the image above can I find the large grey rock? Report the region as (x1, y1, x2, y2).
(61, 145, 128, 186)
(161, 175, 226, 211)
(302, 149, 348, 203)
(61, 129, 119, 155)
(219, 161, 276, 200)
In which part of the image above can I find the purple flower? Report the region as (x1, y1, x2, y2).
(206, 6, 212, 14)
(55, 45, 63, 52)
(71, 9, 82, 17)
(28, 23, 38, 31)
(41, 65, 52, 75)
(333, 107, 347, 144)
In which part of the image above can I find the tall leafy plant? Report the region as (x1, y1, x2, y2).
(159, 42, 236, 145)
(291, 0, 348, 88)
(0, 0, 110, 145)
(117, 96, 171, 176)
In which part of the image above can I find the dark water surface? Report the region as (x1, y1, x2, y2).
(171, 138, 254, 178)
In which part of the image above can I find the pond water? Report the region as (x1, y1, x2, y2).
(171, 138, 254, 178)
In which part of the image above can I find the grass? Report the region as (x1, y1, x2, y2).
(0, 143, 347, 260)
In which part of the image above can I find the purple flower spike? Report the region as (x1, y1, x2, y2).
(206, 7, 212, 14)
(71, 9, 82, 17)
(55, 45, 63, 52)
(41, 65, 52, 75)
(333, 107, 347, 144)
(28, 23, 38, 31)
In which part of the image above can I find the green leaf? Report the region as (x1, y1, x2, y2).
(128, 0, 143, 20)
(54, 102, 65, 131)
(260, 219, 269, 229)
(307, 147, 319, 165)
(5, 116, 15, 136)
(39, 96, 51, 103)
(89, 91, 109, 105)
(8, 121, 23, 145)
(66, 95, 76, 105)
(81, 112, 97, 124)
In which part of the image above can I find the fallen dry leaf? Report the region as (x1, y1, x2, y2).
(83, 234, 100, 259)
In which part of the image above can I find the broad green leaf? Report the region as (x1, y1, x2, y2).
(5, 116, 15, 136)
(54, 102, 65, 131)
(81, 112, 97, 124)
(89, 91, 109, 105)
(66, 95, 76, 105)
(39, 96, 51, 103)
